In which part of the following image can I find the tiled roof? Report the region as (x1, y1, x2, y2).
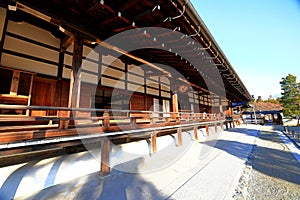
(246, 102, 283, 111)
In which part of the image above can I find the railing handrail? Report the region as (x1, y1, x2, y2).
(0, 119, 226, 150)
(0, 104, 224, 117)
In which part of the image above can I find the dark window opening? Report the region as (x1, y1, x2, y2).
(0, 68, 13, 94)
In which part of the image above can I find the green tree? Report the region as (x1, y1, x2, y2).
(279, 74, 300, 117)
(265, 95, 280, 104)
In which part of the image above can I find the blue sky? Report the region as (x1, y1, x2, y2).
(190, 0, 300, 100)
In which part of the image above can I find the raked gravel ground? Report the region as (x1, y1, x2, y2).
(235, 125, 300, 200)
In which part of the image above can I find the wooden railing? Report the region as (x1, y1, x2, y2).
(0, 104, 239, 150)
(0, 104, 243, 174)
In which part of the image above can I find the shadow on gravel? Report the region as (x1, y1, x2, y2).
(203, 138, 300, 186)
(203, 140, 252, 161)
(19, 159, 166, 200)
(225, 127, 259, 137)
(16, 158, 166, 200)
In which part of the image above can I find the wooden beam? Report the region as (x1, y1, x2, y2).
(61, 35, 74, 51)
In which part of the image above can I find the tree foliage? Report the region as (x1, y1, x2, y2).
(279, 74, 300, 117)
(265, 95, 280, 104)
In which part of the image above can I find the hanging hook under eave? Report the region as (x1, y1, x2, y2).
(172, 5, 185, 20)
(207, 52, 219, 60)
(189, 25, 201, 37)
(200, 41, 211, 50)
(152, 5, 160, 12)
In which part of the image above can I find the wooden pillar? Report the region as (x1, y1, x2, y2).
(100, 137, 111, 176)
(170, 78, 179, 120)
(219, 96, 223, 114)
(26, 74, 34, 116)
(56, 44, 65, 83)
(67, 35, 83, 128)
(0, 7, 8, 63)
(177, 128, 182, 146)
(206, 125, 209, 136)
(97, 49, 103, 83)
(151, 132, 157, 153)
(57, 40, 66, 129)
(10, 71, 20, 95)
(125, 63, 128, 91)
(103, 111, 110, 129)
(194, 126, 198, 141)
(172, 93, 179, 113)
(271, 114, 275, 124)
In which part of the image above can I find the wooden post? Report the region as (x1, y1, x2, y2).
(103, 111, 110, 129)
(0, 8, 8, 62)
(10, 71, 20, 95)
(177, 128, 182, 146)
(57, 39, 66, 127)
(170, 78, 179, 121)
(214, 123, 217, 133)
(26, 74, 34, 116)
(67, 34, 83, 128)
(172, 92, 179, 119)
(221, 122, 224, 131)
(151, 132, 157, 153)
(206, 125, 209, 136)
(219, 96, 223, 114)
(100, 137, 111, 176)
(194, 126, 198, 141)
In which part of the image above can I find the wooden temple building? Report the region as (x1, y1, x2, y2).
(0, 0, 251, 174)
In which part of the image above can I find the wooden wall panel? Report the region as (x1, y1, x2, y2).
(31, 77, 56, 116)
(79, 83, 93, 108)
(58, 79, 70, 107)
(146, 96, 153, 111)
(130, 93, 145, 111)
(6, 21, 60, 48)
(1, 53, 58, 77)
(3, 35, 59, 62)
